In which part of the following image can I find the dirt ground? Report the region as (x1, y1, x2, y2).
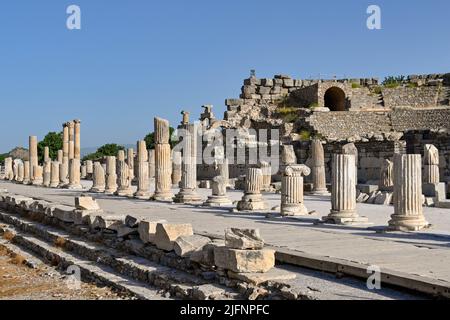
(0, 246, 132, 300)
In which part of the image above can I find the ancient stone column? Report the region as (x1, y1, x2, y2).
(57, 150, 63, 163)
(260, 161, 272, 191)
(50, 161, 60, 188)
(15, 162, 23, 183)
(311, 139, 329, 195)
(203, 158, 232, 207)
(153, 117, 173, 201)
(342, 143, 358, 183)
(237, 168, 267, 211)
(423, 144, 439, 184)
(90, 162, 106, 193)
(148, 149, 155, 179)
(86, 160, 94, 179)
(379, 159, 394, 191)
(127, 148, 135, 181)
(74, 119, 81, 159)
(322, 154, 367, 224)
(81, 165, 87, 179)
(44, 147, 50, 162)
(62, 123, 69, 159)
(68, 141, 75, 160)
(171, 151, 182, 187)
(105, 156, 118, 194)
(59, 157, 69, 186)
(388, 154, 429, 231)
(116, 156, 133, 197)
(32, 165, 43, 186)
(281, 165, 311, 216)
(23, 161, 30, 184)
(4, 158, 14, 181)
(134, 140, 150, 199)
(13, 162, 18, 181)
(68, 121, 75, 160)
(174, 123, 202, 203)
(43, 160, 51, 187)
(29, 136, 38, 183)
(67, 159, 82, 189)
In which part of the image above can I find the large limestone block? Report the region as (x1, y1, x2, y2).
(91, 215, 124, 231)
(174, 235, 211, 257)
(75, 196, 101, 211)
(225, 228, 264, 250)
(214, 247, 275, 273)
(154, 223, 194, 251)
(138, 219, 168, 244)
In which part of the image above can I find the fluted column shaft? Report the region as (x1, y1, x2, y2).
(50, 161, 60, 188)
(281, 165, 311, 216)
(74, 120, 81, 159)
(105, 156, 118, 194)
(154, 117, 173, 200)
(68, 121, 75, 160)
(331, 154, 357, 216)
(311, 139, 328, 194)
(91, 162, 106, 192)
(29, 136, 38, 183)
(388, 154, 428, 231)
(62, 123, 69, 159)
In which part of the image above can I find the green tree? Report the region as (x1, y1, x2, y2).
(82, 143, 125, 161)
(38, 132, 63, 163)
(144, 127, 177, 150)
(0, 153, 7, 165)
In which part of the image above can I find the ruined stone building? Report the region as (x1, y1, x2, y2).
(198, 73, 450, 185)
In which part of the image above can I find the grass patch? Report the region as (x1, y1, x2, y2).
(299, 130, 311, 141)
(54, 237, 67, 248)
(3, 230, 15, 241)
(351, 83, 361, 89)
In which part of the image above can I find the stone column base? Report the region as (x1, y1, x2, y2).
(310, 189, 330, 196)
(237, 194, 267, 211)
(32, 179, 43, 186)
(173, 189, 202, 204)
(321, 210, 369, 225)
(90, 187, 105, 193)
(115, 188, 134, 197)
(281, 203, 308, 216)
(50, 182, 60, 188)
(388, 214, 430, 232)
(134, 191, 151, 200)
(66, 184, 83, 190)
(104, 188, 118, 195)
(203, 195, 233, 207)
(152, 192, 174, 202)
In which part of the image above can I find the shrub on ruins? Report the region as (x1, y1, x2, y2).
(351, 83, 361, 89)
(382, 75, 405, 88)
(37, 132, 63, 163)
(144, 127, 176, 150)
(0, 153, 7, 164)
(83, 143, 125, 161)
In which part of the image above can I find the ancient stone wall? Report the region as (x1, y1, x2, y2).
(383, 87, 440, 108)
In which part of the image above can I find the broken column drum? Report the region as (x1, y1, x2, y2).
(281, 165, 311, 216)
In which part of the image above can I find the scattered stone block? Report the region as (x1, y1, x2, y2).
(125, 215, 139, 228)
(138, 219, 167, 244)
(190, 240, 225, 266)
(225, 228, 264, 250)
(374, 192, 393, 205)
(174, 235, 211, 257)
(357, 184, 379, 194)
(117, 225, 138, 238)
(53, 205, 76, 223)
(91, 215, 124, 231)
(214, 247, 275, 273)
(356, 192, 369, 203)
(75, 196, 101, 211)
(227, 268, 296, 285)
(154, 223, 193, 251)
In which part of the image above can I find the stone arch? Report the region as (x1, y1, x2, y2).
(324, 87, 346, 111)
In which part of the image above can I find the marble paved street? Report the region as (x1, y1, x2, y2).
(2, 180, 450, 285)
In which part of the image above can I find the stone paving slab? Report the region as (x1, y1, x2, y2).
(2, 180, 450, 289)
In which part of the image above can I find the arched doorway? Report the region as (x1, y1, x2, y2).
(324, 87, 346, 111)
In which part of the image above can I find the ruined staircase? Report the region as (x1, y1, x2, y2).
(0, 210, 241, 300)
(375, 93, 385, 107)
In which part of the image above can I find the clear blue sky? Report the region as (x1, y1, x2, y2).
(1, 0, 449, 152)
